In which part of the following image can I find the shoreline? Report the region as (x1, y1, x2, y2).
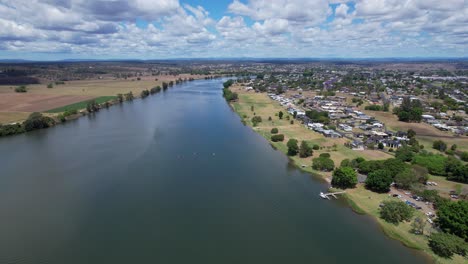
(226, 85, 463, 264)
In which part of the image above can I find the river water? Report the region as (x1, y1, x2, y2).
(0, 78, 428, 263)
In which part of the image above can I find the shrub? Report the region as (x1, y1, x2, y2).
(319, 153, 330, 158)
(271, 134, 284, 142)
(312, 157, 335, 171)
(270, 128, 279, 134)
(433, 140, 447, 152)
(251, 116, 262, 126)
(436, 200, 468, 241)
(299, 141, 313, 158)
(428, 232, 467, 259)
(140, 89, 150, 98)
(461, 152, 468, 162)
(379, 200, 414, 225)
(312, 144, 320, 150)
(15, 85, 27, 93)
(331, 166, 358, 189)
(23, 112, 55, 132)
(287, 139, 299, 156)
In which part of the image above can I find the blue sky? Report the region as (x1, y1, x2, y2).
(0, 0, 466, 60)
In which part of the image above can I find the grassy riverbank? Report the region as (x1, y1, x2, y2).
(228, 85, 465, 264)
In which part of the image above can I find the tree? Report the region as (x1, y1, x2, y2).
(287, 139, 299, 156)
(407, 129, 416, 138)
(394, 168, 418, 190)
(461, 152, 468, 162)
(395, 146, 414, 162)
(117, 93, 124, 103)
(433, 140, 447, 152)
(299, 141, 313, 158)
(278, 111, 283, 119)
(383, 158, 409, 178)
(251, 116, 262, 127)
(436, 200, 468, 241)
(251, 105, 254, 112)
(140, 89, 150, 98)
(125, 92, 134, 101)
(450, 144, 457, 151)
(312, 144, 320, 150)
(428, 232, 468, 259)
(331, 166, 357, 189)
(365, 169, 393, 193)
(394, 97, 422, 122)
(86, 100, 99, 113)
(271, 134, 284, 142)
(23, 112, 55, 132)
(162, 82, 168, 90)
(379, 200, 414, 225)
(293, 111, 297, 118)
(410, 217, 426, 235)
(312, 157, 335, 171)
(378, 142, 384, 149)
(270, 128, 279, 134)
(15, 85, 27, 93)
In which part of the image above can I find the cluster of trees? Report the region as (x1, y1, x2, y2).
(124, 92, 134, 101)
(412, 153, 467, 183)
(251, 116, 262, 127)
(393, 97, 423, 122)
(364, 104, 389, 111)
(86, 100, 99, 113)
(312, 154, 335, 171)
(222, 80, 238, 102)
(19, 112, 55, 132)
(379, 200, 414, 225)
(305, 110, 329, 124)
(331, 166, 357, 189)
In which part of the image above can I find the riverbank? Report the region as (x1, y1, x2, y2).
(227, 85, 465, 264)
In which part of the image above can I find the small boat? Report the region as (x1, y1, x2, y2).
(320, 192, 328, 199)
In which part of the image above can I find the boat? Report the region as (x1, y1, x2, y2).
(320, 192, 329, 199)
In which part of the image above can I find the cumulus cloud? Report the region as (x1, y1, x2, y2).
(0, 0, 465, 58)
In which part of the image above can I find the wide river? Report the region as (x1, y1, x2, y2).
(0, 78, 428, 263)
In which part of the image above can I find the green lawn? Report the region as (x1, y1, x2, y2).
(46, 96, 116, 113)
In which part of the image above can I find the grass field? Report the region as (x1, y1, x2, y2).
(0, 112, 30, 124)
(46, 96, 116, 113)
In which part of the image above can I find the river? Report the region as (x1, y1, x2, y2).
(0, 78, 428, 263)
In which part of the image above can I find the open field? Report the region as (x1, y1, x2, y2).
(0, 112, 30, 124)
(231, 86, 393, 178)
(0, 74, 206, 122)
(46, 96, 116, 113)
(362, 110, 468, 152)
(0, 93, 94, 112)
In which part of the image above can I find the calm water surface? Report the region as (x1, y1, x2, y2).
(0, 79, 428, 263)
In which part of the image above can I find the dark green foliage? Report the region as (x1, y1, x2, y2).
(287, 139, 299, 156)
(428, 232, 468, 258)
(278, 111, 283, 119)
(378, 142, 384, 149)
(150, 86, 161, 94)
(433, 140, 447, 152)
(331, 166, 357, 189)
(117, 94, 124, 103)
(312, 144, 320, 150)
(379, 200, 414, 225)
(412, 153, 447, 176)
(47, 83, 53, 88)
(394, 169, 418, 190)
(461, 152, 468, 162)
(358, 160, 384, 174)
(382, 158, 409, 177)
(410, 217, 426, 235)
(436, 200, 468, 241)
(293, 111, 297, 118)
(125, 92, 134, 101)
(319, 153, 330, 158)
(450, 144, 457, 151)
(223, 79, 234, 89)
(305, 110, 330, 124)
(15, 85, 27, 93)
(23, 112, 55, 132)
(364, 105, 383, 111)
(162, 82, 168, 90)
(394, 97, 422, 122)
(395, 146, 414, 162)
(86, 100, 99, 113)
(222, 88, 238, 101)
(251, 116, 262, 126)
(414, 189, 440, 203)
(299, 141, 313, 158)
(271, 134, 284, 142)
(140, 89, 150, 98)
(312, 157, 335, 171)
(407, 129, 416, 138)
(365, 169, 393, 193)
(0, 123, 25, 137)
(270, 128, 278, 134)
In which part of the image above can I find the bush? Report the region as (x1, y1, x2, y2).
(47, 83, 53, 88)
(331, 166, 358, 189)
(287, 139, 299, 156)
(23, 112, 55, 132)
(433, 140, 447, 152)
(379, 200, 414, 225)
(270, 128, 279, 134)
(395, 146, 414, 162)
(0, 123, 25, 137)
(140, 89, 150, 98)
(319, 153, 330, 158)
(461, 152, 468, 162)
(428, 232, 467, 259)
(312, 157, 335, 171)
(251, 116, 262, 126)
(312, 144, 320, 150)
(271, 134, 284, 142)
(365, 169, 393, 193)
(15, 85, 27, 93)
(412, 153, 447, 176)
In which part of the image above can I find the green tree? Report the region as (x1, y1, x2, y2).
(15, 85, 27, 93)
(299, 141, 313, 158)
(312, 144, 320, 150)
(395, 146, 414, 162)
(436, 200, 468, 241)
(378, 142, 384, 149)
(331, 166, 357, 189)
(278, 111, 284, 119)
(125, 92, 134, 101)
(287, 139, 299, 156)
(270, 128, 279, 134)
(117, 93, 124, 103)
(461, 152, 468, 162)
(365, 169, 393, 193)
(162, 82, 168, 90)
(450, 144, 457, 151)
(407, 129, 416, 138)
(379, 200, 414, 225)
(312, 157, 335, 171)
(23, 112, 55, 132)
(271, 134, 284, 142)
(428, 232, 468, 259)
(433, 140, 447, 152)
(251, 116, 262, 127)
(394, 168, 418, 190)
(140, 89, 150, 98)
(410, 217, 426, 235)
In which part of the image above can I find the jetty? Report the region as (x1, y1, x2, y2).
(320, 191, 346, 200)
